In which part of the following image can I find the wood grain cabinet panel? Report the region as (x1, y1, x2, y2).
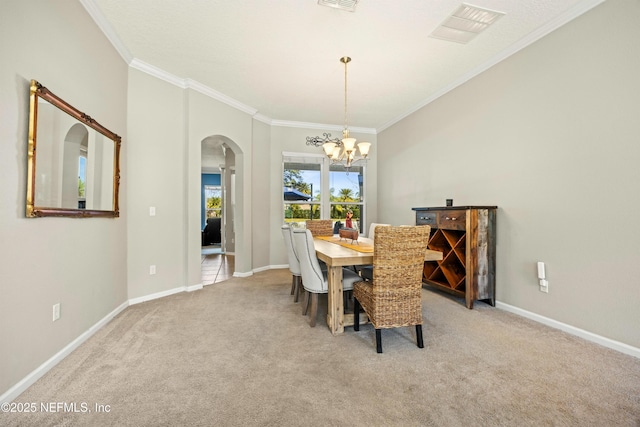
(413, 206, 497, 309)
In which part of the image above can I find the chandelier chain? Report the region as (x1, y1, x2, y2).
(341, 56, 351, 136)
(344, 57, 348, 133)
(305, 56, 370, 170)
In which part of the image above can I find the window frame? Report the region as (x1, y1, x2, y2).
(282, 152, 367, 232)
(204, 184, 222, 219)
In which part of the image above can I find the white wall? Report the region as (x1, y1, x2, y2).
(252, 119, 272, 270)
(187, 88, 253, 274)
(377, 0, 640, 348)
(0, 0, 128, 396)
(126, 71, 259, 299)
(126, 69, 187, 299)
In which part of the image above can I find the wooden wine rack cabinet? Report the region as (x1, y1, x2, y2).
(412, 206, 497, 309)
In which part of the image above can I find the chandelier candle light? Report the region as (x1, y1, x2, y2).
(306, 57, 371, 169)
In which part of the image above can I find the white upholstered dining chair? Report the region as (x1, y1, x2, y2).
(368, 222, 391, 240)
(358, 223, 391, 281)
(281, 224, 302, 302)
(292, 228, 362, 327)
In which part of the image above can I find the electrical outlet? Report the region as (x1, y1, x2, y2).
(53, 303, 61, 321)
(149, 265, 156, 275)
(539, 280, 549, 293)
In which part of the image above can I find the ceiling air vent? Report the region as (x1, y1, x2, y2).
(318, 0, 359, 12)
(430, 3, 505, 44)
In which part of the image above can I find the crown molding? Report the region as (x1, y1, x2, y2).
(80, 0, 376, 132)
(377, 0, 606, 133)
(83, 0, 603, 135)
(79, 0, 133, 64)
(128, 61, 260, 116)
(252, 114, 272, 125)
(129, 58, 187, 88)
(81, 0, 259, 117)
(186, 79, 258, 116)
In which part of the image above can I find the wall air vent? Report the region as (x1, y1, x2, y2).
(430, 3, 505, 44)
(318, 0, 359, 13)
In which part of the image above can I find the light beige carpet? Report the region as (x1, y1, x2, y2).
(3, 269, 639, 426)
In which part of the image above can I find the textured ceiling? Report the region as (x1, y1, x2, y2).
(86, 0, 602, 132)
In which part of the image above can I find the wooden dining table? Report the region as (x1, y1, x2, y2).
(313, 235, 443, 335)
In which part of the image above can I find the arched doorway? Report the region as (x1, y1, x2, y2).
(200, 135, 236, 284)
(61, 123, 89, 209)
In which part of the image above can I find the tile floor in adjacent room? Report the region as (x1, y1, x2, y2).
(201, 248, 234, 285)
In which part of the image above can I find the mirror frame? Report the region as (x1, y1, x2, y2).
(26, 80, 121, 218)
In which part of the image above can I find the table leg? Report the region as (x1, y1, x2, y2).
(326, 265, 344, 334)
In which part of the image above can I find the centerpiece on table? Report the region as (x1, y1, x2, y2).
(339, 228, 359, 243)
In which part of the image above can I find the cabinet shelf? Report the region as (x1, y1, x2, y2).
(428, 229, 452, 257)
(442, 229, 464, 248)
(423, 262, 438, 279)
(453, 235, 466, 265)
(441, 262, 466, 291)
(414, 206, 497, 309)
(426, 267, 448, 288)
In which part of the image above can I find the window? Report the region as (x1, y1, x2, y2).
(283, 153, 365, 232)
(283, 156, 322, 224)
(78, 148, 87, 209)
(204, 185, 222, 219)
(329, 163, 364, 232)
(78, 153, 87, 198)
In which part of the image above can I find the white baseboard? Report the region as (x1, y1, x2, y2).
(0, 301, 129, 404)
(186, 283, 203, 292)
(2, 282, 203, 403)
(129, 286, 188, 305)
(496, 301, 640, 359)
(5, 287, 636, 405)
(233, 271, 253, 278)
(244, 264, 289, 274)
(129, 282, 204, 304)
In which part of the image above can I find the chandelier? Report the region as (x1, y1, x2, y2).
(306, 56, 371, 168)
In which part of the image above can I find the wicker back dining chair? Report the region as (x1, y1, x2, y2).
(281, 224, 302, 302)
(305, 219, 334, 237)
(353, 225, 431, 353)
(292, 228, 362, 327)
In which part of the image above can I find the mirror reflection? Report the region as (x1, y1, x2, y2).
(27, 80, 121, 217)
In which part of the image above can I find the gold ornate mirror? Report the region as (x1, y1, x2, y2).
(26, 80, 121, 218)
